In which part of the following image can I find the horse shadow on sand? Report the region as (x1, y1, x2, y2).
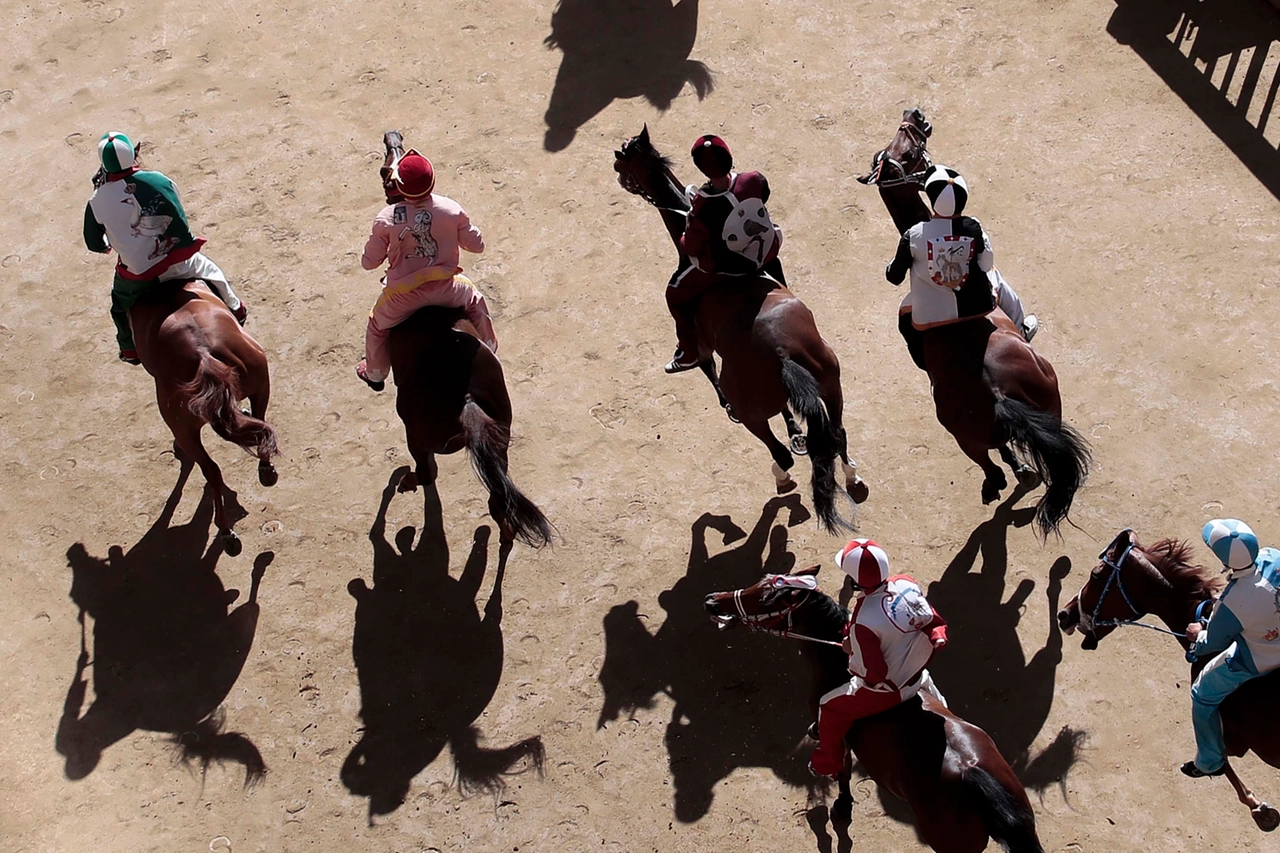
(599, 494, 826, 823)
(543, 0, 713, 151)
(56, 459, 270, 786)
(341, 467, 544, 819)
(816, 488, 1087, 847)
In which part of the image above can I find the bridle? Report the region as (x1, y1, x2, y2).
(718, 583, 844, 648)
(616, 140, 691, 216)
(865, 121, 933, 188)
(1077, 528, 1210, 640)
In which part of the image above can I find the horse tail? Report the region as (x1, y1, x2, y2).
(993, 397, 1091, 540)
(459, 398, 554, 548)
(181, 353, 279, 460)
(171, 709, 267, 788)
(961, 765, 1044, 853)
(780, 358, 849, 534)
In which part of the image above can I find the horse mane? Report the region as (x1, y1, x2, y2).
(1141, 537, 1224, 600)
(632, 132, 674, 171)
(805, 589, 850, 638)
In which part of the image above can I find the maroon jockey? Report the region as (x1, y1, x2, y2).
(664, 135, 786, 374)
(809, 538, 950, 779)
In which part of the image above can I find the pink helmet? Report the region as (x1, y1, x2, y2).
(834, 539, 890, 589)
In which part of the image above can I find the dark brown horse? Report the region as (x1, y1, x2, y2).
(1057, 528, 1280, 832)
(614, 126, 868, 534)
(379, 133, 553, 551)
(859, 109, 1090, 538)
(705, 566, 1044, 853)
(131, 281, 278, 554)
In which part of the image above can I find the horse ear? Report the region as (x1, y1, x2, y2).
(639, 124, 650, 143)
(793, 564, 820, 577)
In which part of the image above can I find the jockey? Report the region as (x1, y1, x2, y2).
(83, 132, 246, 365)
(809, 539, 949, 779)
(663, 135, 786, 374)
(355, 149, 498, 392)
(1182, 519, 1280, 778)
(884, 165, 1037, 371)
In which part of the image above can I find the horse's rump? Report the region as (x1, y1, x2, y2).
(1223, 667, 1280, 764)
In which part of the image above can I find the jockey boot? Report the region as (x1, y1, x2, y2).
(1022, 314, 1038, 343)
(233, 303, 248, 326)
(806, 720, 819, 740)
(118, 349, 141, 365)
(1180, 760, 1226, 778)
(898, 314, 927, 371)
(664, 347, 701, 374)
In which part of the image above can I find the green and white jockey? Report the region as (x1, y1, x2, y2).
(82, 132, 247, 364)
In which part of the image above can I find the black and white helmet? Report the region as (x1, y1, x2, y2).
(923, 165, 969, 218)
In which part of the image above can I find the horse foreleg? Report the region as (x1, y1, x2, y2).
(742, 416, 796, 494)
(831, 756, 854, 822)
(398, 422, 438, 493)
(998, 443, 1040, 491)
(959, 437, 1006, 504)
(1222, 761, 1280, 832)
(697, 360, 740, 423)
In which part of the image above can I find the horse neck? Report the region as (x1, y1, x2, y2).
(645, 165, 691, 256)
(879, 185, 931, 234)
(793, 593, 852, 693)
(1141, 563, 1206, 650)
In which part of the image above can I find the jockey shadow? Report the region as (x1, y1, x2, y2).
(1108, 0, 1280, 200)
(920, 489, 1085, 799)
(341, 467, 544, 819)
(543, 0, 713, 151)
(55, 458, 269, 785)
(597, 494, 824, 823)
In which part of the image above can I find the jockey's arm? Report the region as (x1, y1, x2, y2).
(851, 623, 890, 685)
(885, 234, 912, 284)
(457, 208, 485, 254)
(1192, 601, 1243, 660)
(976, 227, 995, 272)
(83, 203, 109, 253)
(757, 174, 771, 204)
(360, 216, 390, 271)
(679, 217, 713, 271)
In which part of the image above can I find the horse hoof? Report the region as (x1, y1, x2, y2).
(258, 462, 278, 487)
(397, 471, 419, 493)
(981, 481, 1004, 504)
(1016, 468, 1042, 489)
(789, 434, 808, 456)
(776, 478, 798, 495)
(1253, 803, 1280, 832)
(831, 795, 853, 822)
(847, 478, 870, 504)
(724, 404, 741, 425)
(221, 531, 243, 557)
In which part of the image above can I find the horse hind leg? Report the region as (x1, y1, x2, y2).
(998, 443, 1040, 491)
(698, 359, 740, 423)
(741, 415, 797, 495)
(169, 414, 240, 555)
(1223, 761, 1280, 832)
(960, 437, 1006, 504)
(247, 380, 277, 487)
(818, 373, 868, 505)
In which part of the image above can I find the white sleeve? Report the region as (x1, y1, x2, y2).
(977, 229, 995, 272)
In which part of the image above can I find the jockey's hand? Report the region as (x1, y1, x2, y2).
(1186, 622, 1203, 641)
(931, 635, 948, 649)
(840, 634, 853, 655)
(885, 263, 898, 284)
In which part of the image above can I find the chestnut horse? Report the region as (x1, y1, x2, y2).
(1058, 528, 1280, 832)
(859, 108, 1090, 539)
(613, 126, 867, 534)
(378, 133, 553, 550)
(705, 566, 1044, 853)
(131, 281, 278, 554)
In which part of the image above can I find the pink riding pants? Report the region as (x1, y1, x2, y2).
(364, 273, 498, 382)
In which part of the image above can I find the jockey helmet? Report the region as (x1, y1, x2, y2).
(1202, 518, 1260, 572)
(691, 135, 732, 178)
(834, 539, 890, 590)
(394, 149, 436, 199)
(924, 165, 968, 217)
(98, 132, 136, 173)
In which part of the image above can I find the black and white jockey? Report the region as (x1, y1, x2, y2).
(886, 166, 1037, 358)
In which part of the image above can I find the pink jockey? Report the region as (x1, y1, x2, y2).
(809, 539, 949, 779)
(356, 149, 498, 390)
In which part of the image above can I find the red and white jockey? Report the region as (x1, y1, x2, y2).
(809, 539, 949, 779)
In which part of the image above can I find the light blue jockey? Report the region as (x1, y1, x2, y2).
(1182, 518, 1280, 778)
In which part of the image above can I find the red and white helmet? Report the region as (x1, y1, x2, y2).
(834, 539, 890, 590)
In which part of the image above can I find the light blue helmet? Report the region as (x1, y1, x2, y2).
(1202, 518, 1259, 572)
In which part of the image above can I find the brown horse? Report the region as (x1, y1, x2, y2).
(705, 566, 1044, 853)
(613, 126, 868, 534)
(1057, 528, 1280, 832)
(131, 281, 278, 554)
(378, 133, 553, 551)
(859, 108, 1090, 538)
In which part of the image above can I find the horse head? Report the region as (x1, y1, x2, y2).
(858, 106, 933, 187)
(1057, 528, 1220, 651)
(703, 565, 822, 633)
(613, 125, 688, 212)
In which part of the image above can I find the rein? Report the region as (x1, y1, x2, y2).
(1079, 529, 1212, 641)
(617, 160, 691, 216)
(726, 588, 844, 648)
(866, 121, 934, 188)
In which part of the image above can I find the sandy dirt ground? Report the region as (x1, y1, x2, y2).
(3, 0, 1280, 851)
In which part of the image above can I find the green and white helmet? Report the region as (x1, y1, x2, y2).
(98, 131, 136, 173)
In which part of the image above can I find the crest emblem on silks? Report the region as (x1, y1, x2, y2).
(721, 193, 777, 266)
(927, 235, 975, 290)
